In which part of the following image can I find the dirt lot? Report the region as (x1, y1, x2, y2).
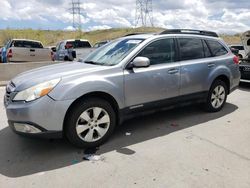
(0, 84, 250, 188)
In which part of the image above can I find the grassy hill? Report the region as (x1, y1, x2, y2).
(0, 27, 241, 47)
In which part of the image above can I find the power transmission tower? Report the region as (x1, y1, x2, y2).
(69, 0, 83, 30)
(135, 0, 154, 27)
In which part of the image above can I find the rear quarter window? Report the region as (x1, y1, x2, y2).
(206, 40, 228, 57)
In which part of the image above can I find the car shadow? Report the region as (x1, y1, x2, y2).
(0, 103, 238, 177)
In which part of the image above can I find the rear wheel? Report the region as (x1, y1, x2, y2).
(64, 56, 69, 61)
(205, 80, 228, 112)
(65, 98, 116, 148)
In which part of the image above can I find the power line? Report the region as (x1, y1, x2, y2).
(135, 0, 154, 27)
(69, 0, 84, 30)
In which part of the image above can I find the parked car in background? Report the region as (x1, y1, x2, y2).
(55, 39, 93, 61)
(229, 44, 246, 59)
(239, 30, 250, 82)
(4, 29, 240, 148)
(93, 40, 110, 48)
(1, 39, 52, 63)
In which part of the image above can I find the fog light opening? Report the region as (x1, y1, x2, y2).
(13, 123, 42, 133)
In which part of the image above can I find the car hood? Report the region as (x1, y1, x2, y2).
(12, 62, 110, 91)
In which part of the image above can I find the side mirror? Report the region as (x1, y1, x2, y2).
(132, 57, 150, 68)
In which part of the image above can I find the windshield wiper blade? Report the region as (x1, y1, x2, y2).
(84, 60, 106, 66)
(84, 60, 100, 65)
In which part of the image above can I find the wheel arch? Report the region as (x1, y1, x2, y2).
(211, 75, 230, 94)
(63, 91, 120, 133)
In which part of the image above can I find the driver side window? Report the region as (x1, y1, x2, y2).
(137, 38, 176, 65)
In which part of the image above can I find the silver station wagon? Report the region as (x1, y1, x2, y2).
(4, 29, 240, 148)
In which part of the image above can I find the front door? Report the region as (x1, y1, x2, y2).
(124, 38, 180, 110)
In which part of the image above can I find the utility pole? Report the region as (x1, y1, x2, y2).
(135, 0, 154, 27)
(69, 0, 83, 31)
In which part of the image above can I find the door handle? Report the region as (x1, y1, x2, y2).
(168, 69, 179, 74)
(208, 63, 215, 68)
(30, 49, 35, 52)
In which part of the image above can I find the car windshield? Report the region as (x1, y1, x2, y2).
(81, 38, 144, 66)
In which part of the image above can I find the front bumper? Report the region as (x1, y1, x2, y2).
(5, 95, 74, 138)
(8, 121, 63, 139)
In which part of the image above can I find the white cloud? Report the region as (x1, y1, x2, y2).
(87, 25, 112, 31)
(64, 26, 76, 31)
(0, 0, 249, 33)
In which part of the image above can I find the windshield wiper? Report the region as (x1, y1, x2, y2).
(84, 60, 100, 65)
(84, 60, 106, 66)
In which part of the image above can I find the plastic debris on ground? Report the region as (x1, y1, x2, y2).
(82, 147, 104, 162)
(125, 132, 131, 136)
(83, 154, 103, 161)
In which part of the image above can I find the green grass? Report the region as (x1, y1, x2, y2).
(0, 27, 241, 46)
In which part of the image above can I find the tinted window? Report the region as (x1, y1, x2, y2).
(13, 41, 24, 48)
(67, 41, 91, 48)
(206, 40, 228, 56)
(179, 38, 204, 60)
(203, 40, 212, 57)
(31, 42, 43, 48)
(17, 41, 43, 48)
(137, 38, 176, 65)
(230, 46, 244, 51)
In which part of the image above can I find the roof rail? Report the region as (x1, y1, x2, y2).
(160, 29, 219, 37)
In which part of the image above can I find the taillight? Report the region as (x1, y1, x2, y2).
(233, 56, 239, 64)
(7, 49, 13, 58)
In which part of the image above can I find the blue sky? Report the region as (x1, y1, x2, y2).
(0, 0, 249, 34)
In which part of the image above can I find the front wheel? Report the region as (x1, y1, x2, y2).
(205, 80, 228, 112)
(65, 98, 116, 148)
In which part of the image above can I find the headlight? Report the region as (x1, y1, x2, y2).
(13, 78, 61, 102)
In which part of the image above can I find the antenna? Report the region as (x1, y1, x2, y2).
(69, 0, 84, 30)
(135, 0, 154, 27)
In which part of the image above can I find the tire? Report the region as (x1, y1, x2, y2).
(65, 98, 116, 148)
(64, 56, 69, 61)
(204, 80, 228, 112)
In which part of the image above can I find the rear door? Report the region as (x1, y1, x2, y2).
(178, 37, 210, 96)
(124, 38, 180, 109)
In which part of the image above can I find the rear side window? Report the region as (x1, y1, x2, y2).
(179, 38, 204, 61)
(66, 41, 91, 48)
(137, 38, 176, 65)
(206, 40, 228, 56)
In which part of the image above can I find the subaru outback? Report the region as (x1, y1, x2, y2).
(4, 29, 240, 148)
